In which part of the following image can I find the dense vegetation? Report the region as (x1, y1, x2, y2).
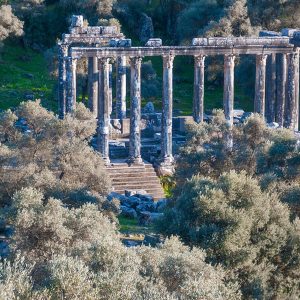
(158, 112, 300, 299)
(0, 101, 240, 299)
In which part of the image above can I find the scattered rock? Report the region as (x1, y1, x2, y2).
(24, 93, 35, 100)
(156, 199, 168, 212)
(23, 73, 34, 80)
(139, 211, 163, 226)
(267, 122, 280, 129)
(143, 102, 155, 114)
(120, 205, 137, 219)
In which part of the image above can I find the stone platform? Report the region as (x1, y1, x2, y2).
(106, 160, 165, 200)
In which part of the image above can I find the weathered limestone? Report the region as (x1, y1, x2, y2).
(97, 58, 111, 164)
(193, 55, 205, 123)
(66, 57, 77, 113)
(223, 54, 235, 149)
(109, 63, 113, 116)
(88, 57, 98, 116)
(254, 54, 268, 116)
(276, 53, 287, 126)
(128, 57, 143, 165)
(285, 51, 299, 130)
(58, 43, 68, 118)
(266, 53, 276, 122)
(160, 54, 174, 166)
(223, 54, 235, 127)
(116, 56, 127, 119)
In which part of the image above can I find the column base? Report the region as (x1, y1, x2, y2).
(103, 157, 111, 166)
(126, 156, 144, 166)
(155, 156, 175, 176)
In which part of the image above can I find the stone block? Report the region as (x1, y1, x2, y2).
(282, 28, 298, 37)
(71, 15, 83, 28)
(121, 118, 130, 135)
(101, 26, 118, 35)
(145, 38, 162, 47)
(178, 116, 194, 133)
(118, 39, 132, 47)
(259, 31, 281, 37)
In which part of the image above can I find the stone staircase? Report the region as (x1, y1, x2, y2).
(106, 161, 165, 200)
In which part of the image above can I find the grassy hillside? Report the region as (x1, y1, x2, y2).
(0, 42, 56, 112)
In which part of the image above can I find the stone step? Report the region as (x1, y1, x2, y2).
(111, 177, 159, 183)
(106, 162, 164, 200)
(108, 172, 157, 178)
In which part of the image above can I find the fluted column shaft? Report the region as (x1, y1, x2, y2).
(161, 54, 174, 165)
(266, 53, 276, 123)
(285, 51, 299, 130)
(276, 54, 287, 126)
(223, 54, 235, 127)
(58, 44, 68, 119)
(254, 54, 267, 116)
(88, 57, 98, 116)
(116, 56, 127, 119)
(66, 57, 77, 113)
(193, 55, 205, 123)
(97, 58, 111, 164)
(128, 57, 143, 164)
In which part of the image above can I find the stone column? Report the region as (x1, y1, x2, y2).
(254, 54, 267, 116)
(128, 57, 143, 165)
(265, 53, 276, 123)
(161, 54, 175, 165)
(116, 56, 127, 119)
(88, 57, 98, 117)
(97, 58, 111, 164)
(285, 51, 299, 130)
(58, 43, 68, 119)
(276, 54, 287, 127)
(223, 54, 235, 127)
(109, 63, 113, 116)
(66, 57, 77, 113)
(193, 55, 205, 123)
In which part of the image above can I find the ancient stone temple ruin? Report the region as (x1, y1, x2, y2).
(57, 15, 300, 195)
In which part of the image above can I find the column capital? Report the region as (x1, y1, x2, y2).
(99, 57, 110, 68)
(130, 56, 142, 68)
(224, 54, 236, 66)
(162, 54, 175, 69)
(194, 55, 206, 66)
(256, 54, 268, 65)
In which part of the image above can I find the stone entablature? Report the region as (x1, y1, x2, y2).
(57, 15, 300, 169)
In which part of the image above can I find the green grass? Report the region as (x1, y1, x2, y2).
(0, 42, 56, 111)
(142, 56, 253, 115)
(118, 216, 155, 234)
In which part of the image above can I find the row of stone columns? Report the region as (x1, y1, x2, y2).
(59, 48, 300, 165)
(94, 55, 174, 166)
(192, 51, 300, 132)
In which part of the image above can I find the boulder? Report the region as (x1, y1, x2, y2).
(136, 202, 156, 213)
(267, 122, 280, 129)
(136, 193, 154, 202)
(120, 206, 137, 219)
(127, 196, 141, 208)
(139, 211, 164, 226)
(143, 102, 155, 114)
(107, 192, 128, 204)
(156, 199, 168, 212)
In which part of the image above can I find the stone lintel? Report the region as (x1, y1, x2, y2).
(192, 36, 290, 47)
(71, 45, 294, 59)
(259, 31, 281, 37)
